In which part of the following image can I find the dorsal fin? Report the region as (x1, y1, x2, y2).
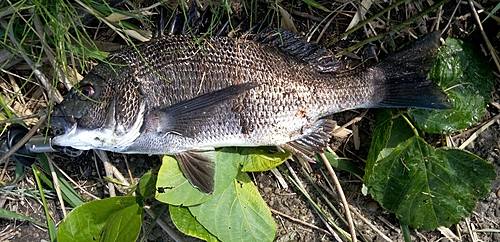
(253, 28, 339, 73)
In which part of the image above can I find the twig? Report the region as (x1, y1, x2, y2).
(334, 0, 451, 55)
(320, 153, 357, 242)
(0, 113, 44, 125)
(144, 206, 184, 242)
(0, 17, 63, 103)
(458, 113, 500, 149)
(111, 165, 130, 186)
(349, 205, 393, 242)
(377, 215, 401, 233)
(441, 0, 461, 34)
(270, 208, 333, 236)
(331, 110, 368, 136)
(284, 161, 346, 241)
(46, 155, 67, 218)
(468, 0, 500, 73)
(33, 15, 69, 99)
(49, 159, 100, 200)
(327, 0, 409, 45)
(94, 150, 116, 197)
(122, 155, 134, 185)
(0, 114, 47, 165)
(270, 167, 288, 189)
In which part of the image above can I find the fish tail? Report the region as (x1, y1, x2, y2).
(373, 31, 452, 110)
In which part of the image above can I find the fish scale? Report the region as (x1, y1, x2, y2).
(50, 30, 451, 194)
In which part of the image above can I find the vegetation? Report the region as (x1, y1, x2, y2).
(0, 0, 499, 241)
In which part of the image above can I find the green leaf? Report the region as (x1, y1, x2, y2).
(98, 204, 143, 242)
(481, 2, 500, 23)
(170, 205, 219, 241)
(316, 152, 364, 177)
(365, 109, 414, 185)
(366, 136, 495, 230)
(188, 172, 276, 241)
(302, 0, 332, 12)
(57, 196, 143, 242)
(139, 170, 157, 198)
(239, 148, 290, 172)
(0, 207, 46, 228)
(408, 38, 494, 134)
(156, 148, 239, 206)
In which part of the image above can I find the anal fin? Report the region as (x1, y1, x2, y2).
(176, 149, 216, 194)
(280, 119, 337, 171)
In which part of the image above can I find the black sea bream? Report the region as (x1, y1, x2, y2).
(50, 30, 450, 193)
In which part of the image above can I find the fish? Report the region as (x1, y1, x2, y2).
(50, 29, 451, 194)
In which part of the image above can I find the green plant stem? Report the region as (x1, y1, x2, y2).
(32, 164, 56, 241)
(401, 113, 420, 137)
(332, 0, 451, 56)
(401, 222, 411, 242)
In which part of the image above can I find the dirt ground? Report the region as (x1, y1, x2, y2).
(0, 0, 499, 241)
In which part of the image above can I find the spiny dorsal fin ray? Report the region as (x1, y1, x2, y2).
(157, 4, 339, 73)
(253, 28, 340, 73)
(176, 149, 216, 194)
(151, 83, 259, 138)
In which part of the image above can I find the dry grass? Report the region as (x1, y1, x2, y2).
(0, 0, 499, 241)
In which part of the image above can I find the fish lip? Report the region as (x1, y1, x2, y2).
(49, 115, 77, 136)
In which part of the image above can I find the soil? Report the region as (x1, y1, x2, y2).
(1, 0, 499, 241)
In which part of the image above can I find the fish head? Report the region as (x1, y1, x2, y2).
(50, 64, 145, 151)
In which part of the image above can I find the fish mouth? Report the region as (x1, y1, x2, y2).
(51, 116, 77, 135)
(49, 104, 78, 137)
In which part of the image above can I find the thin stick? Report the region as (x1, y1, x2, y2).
(0, 114, 47, 165)
(0, 19, 63, 103)
(270, 208, 333, 236)
(144, 206, 184, 242)
(94, 150, 116, 197)
(49, 160, 101, 200)
(320, 153, 357, 242)
(468, 0, 500, 73)
(122, 155, 134, 184)
(349, 205, 393, 242)
(334, 0, 451, 55)
(459, 113, 500, 149)
(46, 155, 67, 217)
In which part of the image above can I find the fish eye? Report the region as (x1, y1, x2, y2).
(77, 85, 95, 101)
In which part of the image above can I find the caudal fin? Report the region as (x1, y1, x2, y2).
(374, 31, 452, 110)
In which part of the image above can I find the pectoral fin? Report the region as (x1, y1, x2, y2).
(151, 83, 259, 138)
(175, 149, 216, 194)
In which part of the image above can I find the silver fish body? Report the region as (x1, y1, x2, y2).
(50, 31, 450, 193)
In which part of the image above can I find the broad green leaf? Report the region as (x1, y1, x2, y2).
(98, 204, 142, 242)
(0, 207, 46, 228)
(239, 148, 290, 172)
(139, 170, 157, 198)
(365, 109, 414, 185)
(316, 152, 364, 177)
(170, 205, 219, 242)
(156, 148, 239, 206)
(189, 172, 276, 242)
(408, 38, 494, 134)
(57, 196, 143, 242)
(366, 136, 495, 230)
